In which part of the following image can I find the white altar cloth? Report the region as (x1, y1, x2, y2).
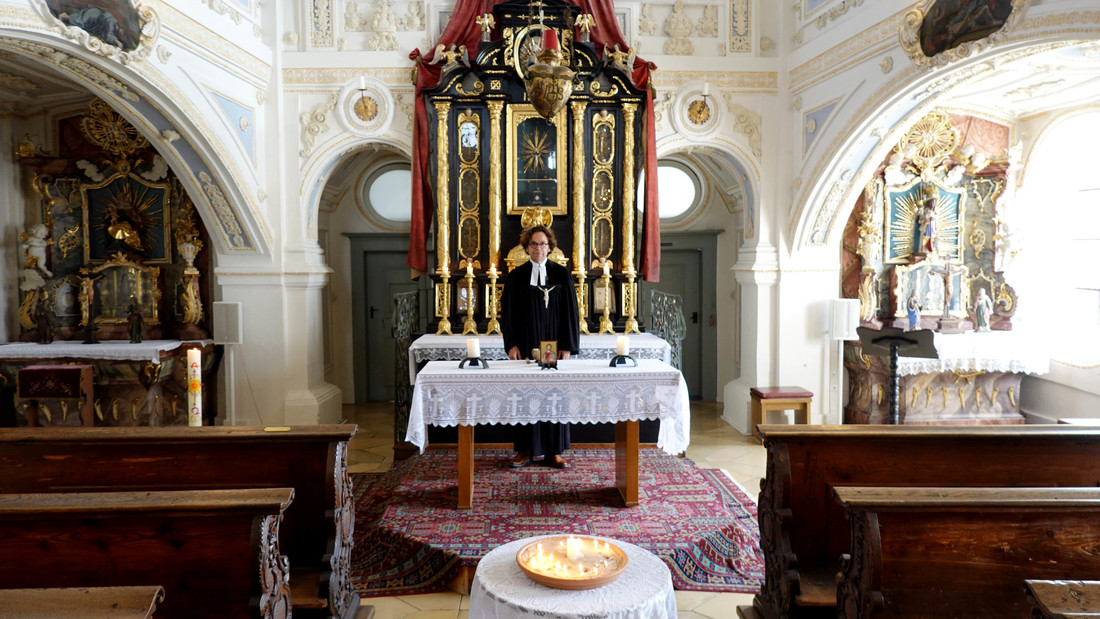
(469, 535, 677, 619)
(408, 334, 672, 384)
(407, 359, 690, 455)
(895, 331, 1049, 377)
(0, 340, 212, 364)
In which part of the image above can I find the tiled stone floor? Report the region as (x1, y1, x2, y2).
(346, 401, 763, 619)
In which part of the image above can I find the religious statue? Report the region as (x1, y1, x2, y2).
(907, 290, 923, 331)
(127, 296, 144, 343)
(972, 287, 993, 331)
(22, 223, 53, 278)
(35, 292, 54, 344)
(916, 197, 937, 255)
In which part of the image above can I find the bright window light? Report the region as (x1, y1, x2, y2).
(638, 163, 700, 219)
(367, 167, 411, 222)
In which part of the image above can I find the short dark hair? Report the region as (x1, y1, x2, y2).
(520, 225, 557, 251)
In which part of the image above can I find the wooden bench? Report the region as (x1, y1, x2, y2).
(751, 424, 1100, 619)
(833, 487, 1100, 618)
(0, 586, 165, 618)
(0, 488, 293, 619)
(1026, 580, 1100, 618)
(0, 425, 362, 619)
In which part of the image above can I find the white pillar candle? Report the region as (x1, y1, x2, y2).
(701, 81, 710, 97)
(616, 335, 630, 356)
(187, 348, 202, 427)
(466, 338, 480, 358)
(358, 75, 365, 90)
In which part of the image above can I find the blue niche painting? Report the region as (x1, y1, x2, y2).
(47, 0, 143, 51)
(919, 0, 1014, 58)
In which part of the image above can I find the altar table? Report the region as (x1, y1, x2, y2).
(407, 359, 690, 509)
(469, 535, 677, 619)
(407, 334, 672, 384)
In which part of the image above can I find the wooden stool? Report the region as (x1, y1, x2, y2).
(750, 386, 813, 443)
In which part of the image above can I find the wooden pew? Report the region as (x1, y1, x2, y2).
(751, 424, 1100, 619)
(0, 586, 166, 618)
(0, 488, 293, 619)
(833, 486, 1100, 618)
(1025, 579, 1100, 618)
(0, 425, 362, 619)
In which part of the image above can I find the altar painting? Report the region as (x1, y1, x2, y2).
(884, 179, 964, 264)
(82, 173, 171, 264)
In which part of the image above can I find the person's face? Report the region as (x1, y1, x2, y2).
(526, 231, 550, 263)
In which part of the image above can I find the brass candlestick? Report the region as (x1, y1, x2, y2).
(436, 271, 453, 335)
(598, 264, 615, 335)
(623, 271, 640, 334)
(462, 267, 478, 335)
(485, 266, 502, 335)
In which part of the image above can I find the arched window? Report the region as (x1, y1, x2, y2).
(637, 161, 702, 220)
(1015, 111, 1100, 362)
(361, 164, 411, 224)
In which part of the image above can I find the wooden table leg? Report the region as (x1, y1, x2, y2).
(457, 424, 474, 509)
(615, 420, 639, 507)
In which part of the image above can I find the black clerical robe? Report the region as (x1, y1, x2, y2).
(501, 259, 580, 359)
(500, 259, 581, 459)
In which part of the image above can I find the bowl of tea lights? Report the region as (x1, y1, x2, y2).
(515, 535, 628, 590)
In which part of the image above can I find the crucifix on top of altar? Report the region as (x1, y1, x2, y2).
(404, 0, 662, 337)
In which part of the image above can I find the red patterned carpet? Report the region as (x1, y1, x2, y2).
(349, 447, 764, 598)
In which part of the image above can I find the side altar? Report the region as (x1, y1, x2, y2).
(844, 331, 1048, 425)
(0, 340, 217, 427)
(838, 110, 1044, 424)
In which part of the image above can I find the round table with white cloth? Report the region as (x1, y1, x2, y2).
(468, 535, 677, 619)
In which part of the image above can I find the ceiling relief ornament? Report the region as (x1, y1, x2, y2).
(900, 0, 1032, 69)
(311, 0, 334, 48)
(299, 93, 338, 157)
(730, 0, 750, 53)
(36, 0, 160, 65)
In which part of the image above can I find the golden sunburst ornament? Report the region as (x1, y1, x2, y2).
(520, 128, 550, 174)
(81, 99, 149, 159)
(354, 95, 378, 122)
(897, 110, 958, 170)
(687, 99, 711, 125)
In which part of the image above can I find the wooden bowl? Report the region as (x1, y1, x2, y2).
(515, 536, 628, 590)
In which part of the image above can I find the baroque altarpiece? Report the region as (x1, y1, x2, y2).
(409, 0, 660, 336)
(841, 110, 1027, 425)
(4, 99, 215, 426)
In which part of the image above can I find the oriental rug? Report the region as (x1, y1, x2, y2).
(349, 447, 764, 598)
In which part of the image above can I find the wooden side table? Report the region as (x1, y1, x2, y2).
(17, 364, 94, 426)
(750, 386, 813, 443)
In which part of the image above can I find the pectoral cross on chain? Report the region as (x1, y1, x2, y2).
(537, 285, 557, 309)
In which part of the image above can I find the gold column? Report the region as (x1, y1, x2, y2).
(485, 101, 504, 335)
(571, 100, 591, 334)
(621, 103, 640, 333)
(434, 101, 453, 335)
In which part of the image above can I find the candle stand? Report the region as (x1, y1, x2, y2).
(462, 268, 478, 335)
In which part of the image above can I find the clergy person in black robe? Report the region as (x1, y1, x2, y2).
(501, 225, 581, 469)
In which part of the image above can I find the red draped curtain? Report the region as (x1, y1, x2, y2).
(407, 0, 660, 281)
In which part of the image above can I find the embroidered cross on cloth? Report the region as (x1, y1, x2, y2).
(537, 285, 557, 308)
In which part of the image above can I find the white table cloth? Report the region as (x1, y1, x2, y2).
(469, 535, 677, 619)
(895, 331, 1049, 377)
(408, 334, 672, 384)
(406, 359, 691, 456)
(0, 340, 212, 364)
